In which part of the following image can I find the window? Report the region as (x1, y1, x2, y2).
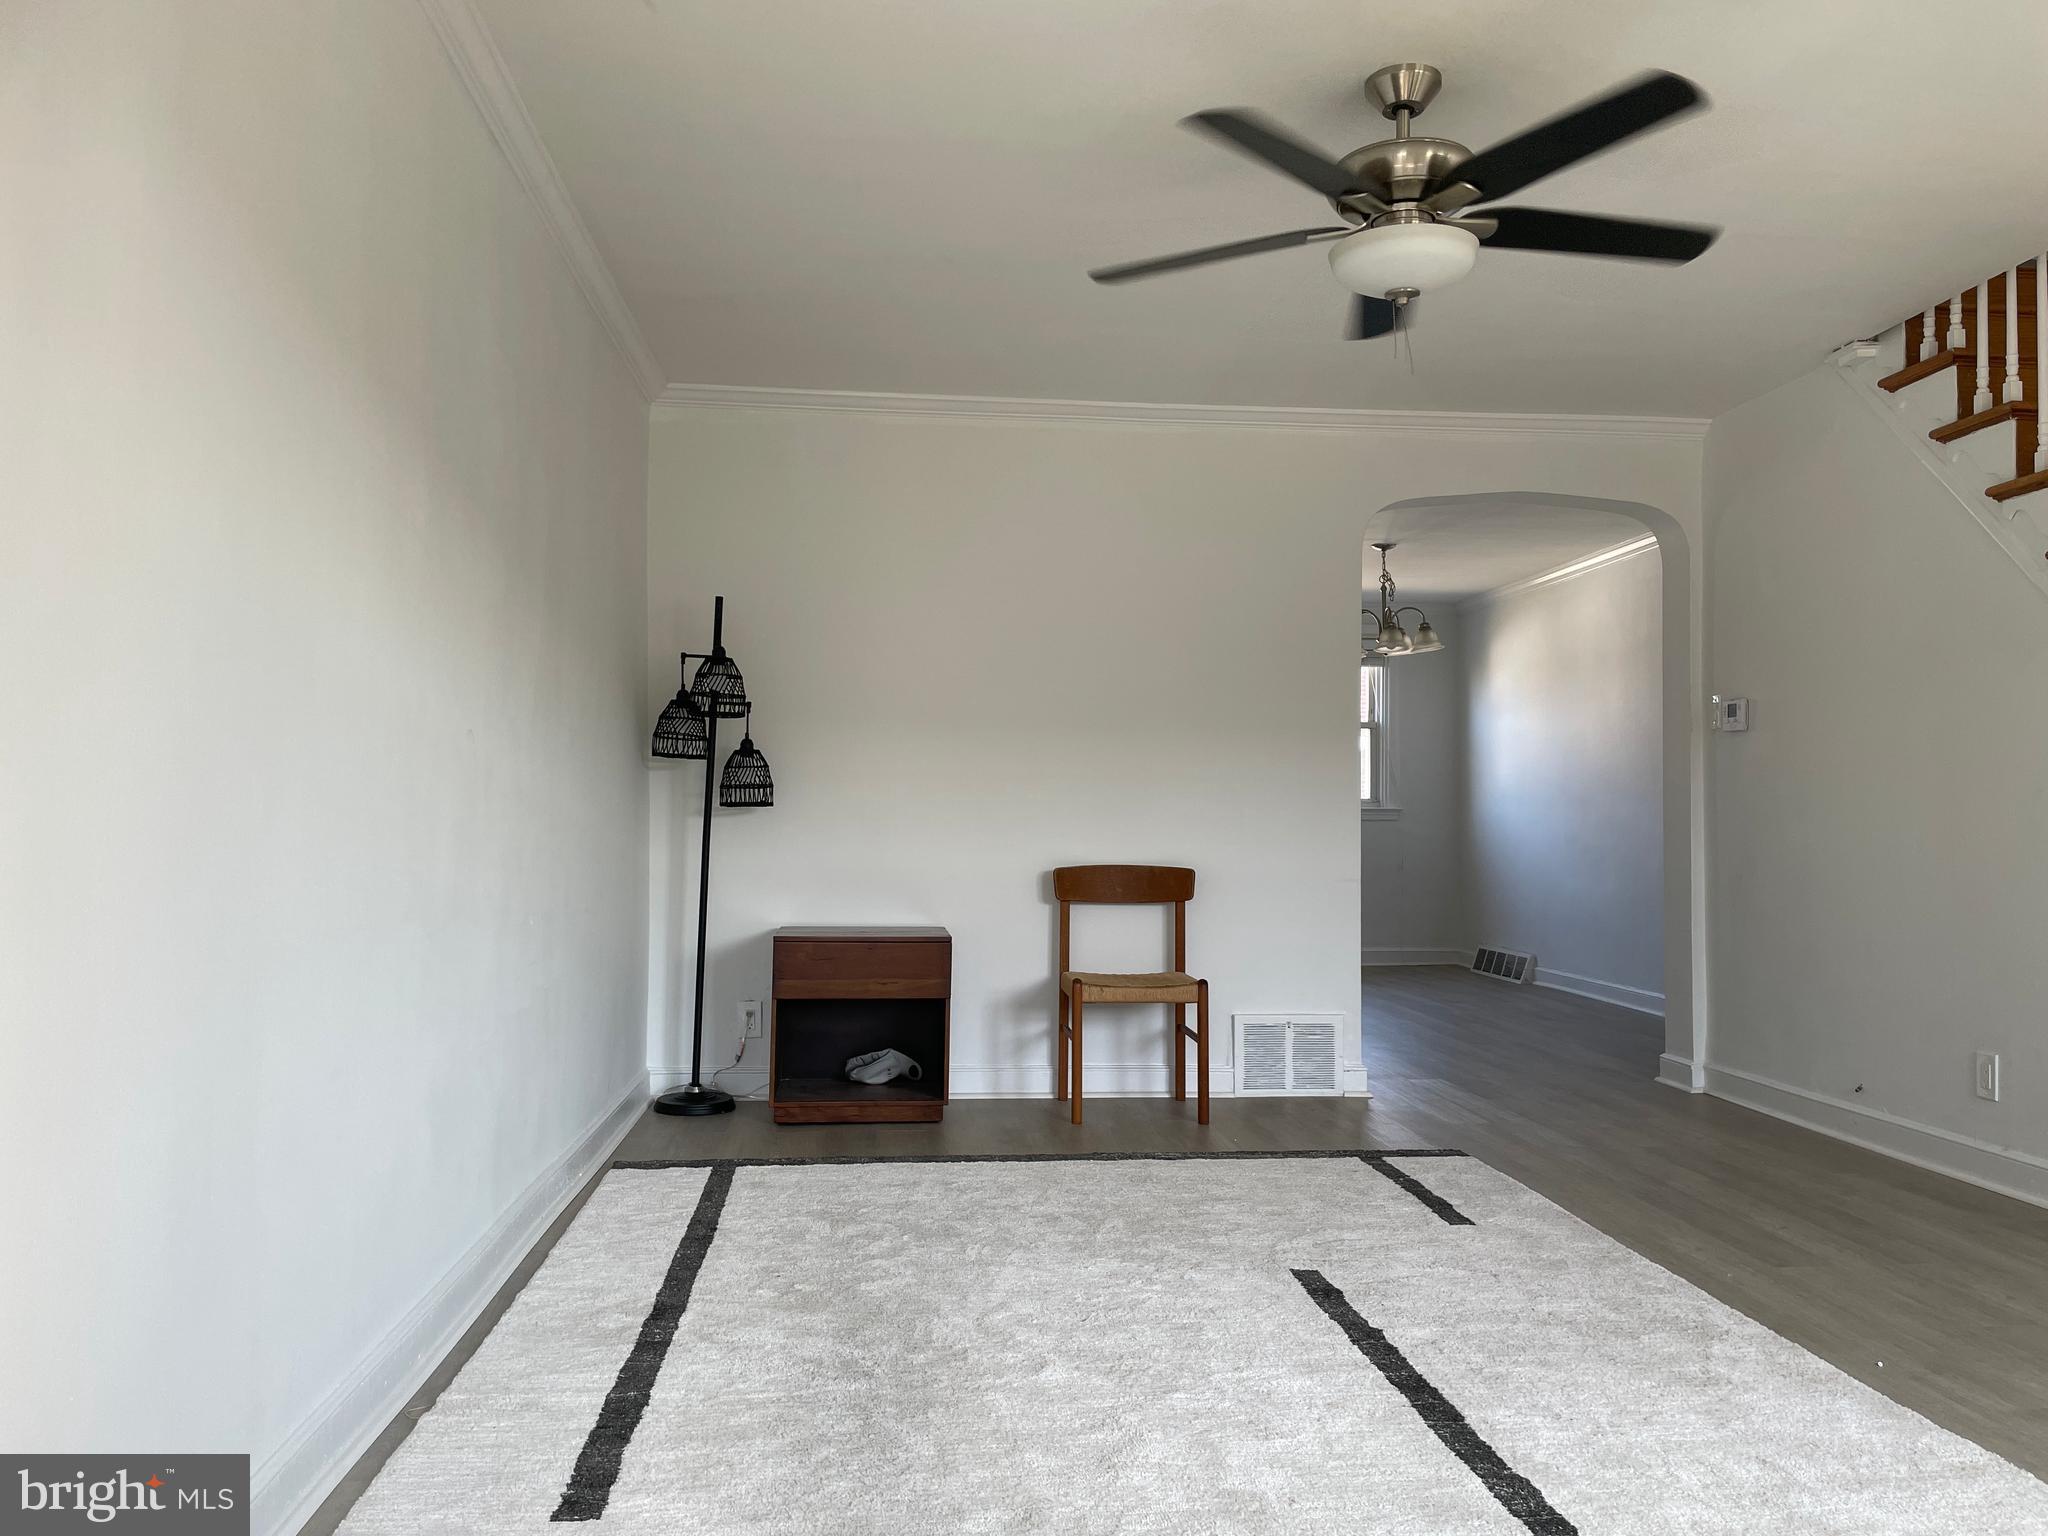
(1360, 660, 1387, 806)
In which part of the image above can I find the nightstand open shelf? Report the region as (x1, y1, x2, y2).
(770, 928, 951, 1124)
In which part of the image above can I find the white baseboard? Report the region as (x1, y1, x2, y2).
(1705, 1063, 2048, 1213)
(1534, 966, 1665, 1016)
(251, 1074, 646, 1536)
(653, 1059, 1374, 1099)
(950, 1063, 1236, 1098)
(651, 1063, 1260, 1099)
(1361, 947, 1467, 966)
(1657, 1052, 1704, 1093)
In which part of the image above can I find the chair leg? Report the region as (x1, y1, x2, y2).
(1173, 1002, 1186, 1100)
(1071, 988, 1085, 1126)
(1196, 980, 1210, 1126)
(1057, 985, 1070, 1101)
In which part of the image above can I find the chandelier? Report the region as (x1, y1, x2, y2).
(1362, 541, 1443, 657)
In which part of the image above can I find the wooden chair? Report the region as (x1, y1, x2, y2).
(1053, 864, 1208, 1126)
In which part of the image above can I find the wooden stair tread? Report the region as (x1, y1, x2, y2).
(1988, 468, 2048, 503)
(1880, 350, 1957, 391)
(1930, 400, 2037, 443)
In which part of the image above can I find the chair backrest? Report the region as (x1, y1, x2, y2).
(1053, 865, 1196, 974)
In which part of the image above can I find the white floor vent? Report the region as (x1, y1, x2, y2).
(1232, 1014, 1341, 1096)
(1472, 947, 1535, 985)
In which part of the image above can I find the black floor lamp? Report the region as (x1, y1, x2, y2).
(650, 595, 775, 1117)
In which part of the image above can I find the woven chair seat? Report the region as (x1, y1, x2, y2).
(1061, 970, 1202, 1004)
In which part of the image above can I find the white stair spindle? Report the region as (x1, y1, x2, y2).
(1948, 292, 1968, 348)
(2004, 267, 2023, 403)
(1973, 281, 1994, 412)
(1922, 307, 1937, 358)
(2037, 255, 2047, 473)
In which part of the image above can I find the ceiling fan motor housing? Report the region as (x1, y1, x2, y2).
(1328, 222, 1479, 299)
(1337, 136, 1471, 210)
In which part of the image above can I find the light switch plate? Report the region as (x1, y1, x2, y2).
(1975, 1051, 2000, 1102)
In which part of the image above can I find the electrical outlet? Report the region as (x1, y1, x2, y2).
(1975, 1051, 2000, 1102)
(741, 1000, 763, 1039)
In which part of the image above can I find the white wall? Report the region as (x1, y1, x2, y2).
(1360, 607, 1466, 960)
(1704, 362, 2048, 1182)
(0, 2, 650, 1521)
(645, 405, 1703, 1097)
(1460, 550, 1665, 1005)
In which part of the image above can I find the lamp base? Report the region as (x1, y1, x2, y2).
(653, 1084, 736, 1117)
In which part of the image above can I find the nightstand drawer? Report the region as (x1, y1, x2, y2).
(773, 938, 950, 991)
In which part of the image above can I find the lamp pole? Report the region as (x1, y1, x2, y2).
(656, 596, 737, 1116)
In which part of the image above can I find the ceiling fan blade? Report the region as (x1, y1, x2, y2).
(1184, 109, 1389, 204)
(1346, 294, 1398, 339)
(1478, 207, 1718, 263)
(1429, 71, 1705, 205)
(1089, 226, 1347, 284)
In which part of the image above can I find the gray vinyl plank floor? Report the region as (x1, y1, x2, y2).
(298, 966, 2048, 1533)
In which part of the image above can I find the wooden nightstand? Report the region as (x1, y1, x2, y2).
(769, 927, 952, 1124)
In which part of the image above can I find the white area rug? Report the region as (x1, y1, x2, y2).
(337, 1151, 2048, 1535)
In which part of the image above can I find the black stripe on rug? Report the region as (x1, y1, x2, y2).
(1292, 1268, 1576, 1535)
(553, 1163, 734, 1522)
(611, 1147, 1467, 1170)
(1363, 1154, 1474, 1225)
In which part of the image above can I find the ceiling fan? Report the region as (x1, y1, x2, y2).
(1089, 64, 1719, 339)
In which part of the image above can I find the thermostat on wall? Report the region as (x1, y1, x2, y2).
(1711, 695, 1749, 732)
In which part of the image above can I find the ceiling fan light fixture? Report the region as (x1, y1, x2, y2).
(1327, 221, 1478, 299)
(1092, 68, 1715, 338)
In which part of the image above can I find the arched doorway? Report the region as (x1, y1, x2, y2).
(1362, 491, 1706, 1086)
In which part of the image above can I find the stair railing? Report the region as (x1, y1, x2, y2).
(1973, 277, 1994, 412)
(2004, 265, 2024, 406)
(2037, 256, 2047, 474)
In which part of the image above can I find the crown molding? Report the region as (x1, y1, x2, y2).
(653, 383, 1710, 439)
(1459, 533, 1660, 609)
(418, 0, 665, 401)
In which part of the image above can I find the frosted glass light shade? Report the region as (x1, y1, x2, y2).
(1409, 621, 1443, 654)
(1328, 222, 1479, 298)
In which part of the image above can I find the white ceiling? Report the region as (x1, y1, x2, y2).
(1362, 500, 1647, 602)
(474, 0, 2048, 417)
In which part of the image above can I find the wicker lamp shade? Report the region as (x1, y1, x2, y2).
(718, 731, 775, 808)
(651, 686, 710, 760)
(690, 650, 749, 717)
